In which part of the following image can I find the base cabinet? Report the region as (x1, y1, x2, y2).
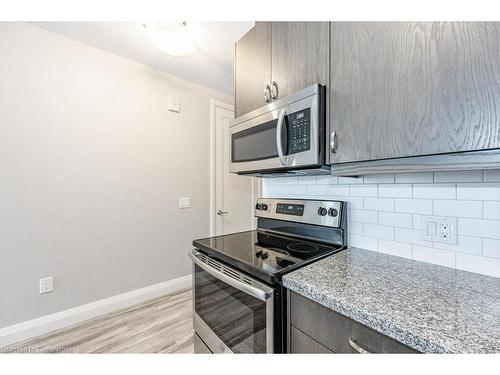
(288, 291, 418, 353)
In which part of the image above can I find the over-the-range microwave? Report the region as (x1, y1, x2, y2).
(229, 84, 329, 177)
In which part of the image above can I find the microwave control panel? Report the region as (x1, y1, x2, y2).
(288, 108, 311, 155)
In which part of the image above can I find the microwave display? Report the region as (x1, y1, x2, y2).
(288, 108, 311, 155)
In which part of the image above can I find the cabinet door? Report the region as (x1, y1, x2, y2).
(234, 22, 271, 117)
(271, 22, 329, 99)
(329, 22, 500, 164)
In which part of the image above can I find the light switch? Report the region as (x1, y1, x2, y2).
(168, 96, 180, 113)
(427, 221, 437, 236)
(179, 197, 190, 209)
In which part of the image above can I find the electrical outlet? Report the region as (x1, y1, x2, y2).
(179, 197, 190, 209)
(421, 216, 457, 245)
(39, 277, 54, 294)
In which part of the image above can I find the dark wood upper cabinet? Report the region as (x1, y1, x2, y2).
(271, 22, 329, 100)
(329, 22, 500, 165)
(234, 22, 271, 117)
(234, 22, 329, 117)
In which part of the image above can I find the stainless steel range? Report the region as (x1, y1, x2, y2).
(189, 198, 347, 353)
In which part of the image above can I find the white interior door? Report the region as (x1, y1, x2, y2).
(211, 100, 259, 236)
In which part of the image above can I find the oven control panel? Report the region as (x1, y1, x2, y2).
(276, 203, 304, 216)
(255, 198, 343, 228)
(288, 108, 311, 155)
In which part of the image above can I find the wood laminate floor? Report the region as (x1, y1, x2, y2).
(2, 289, 194, 354)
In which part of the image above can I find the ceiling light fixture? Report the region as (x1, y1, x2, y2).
(143, 22, 198, 57)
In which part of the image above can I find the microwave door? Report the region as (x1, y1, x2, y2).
(229, 108, 289, 174)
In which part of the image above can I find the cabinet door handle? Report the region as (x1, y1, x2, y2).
(330, 130, 337, 153)
(271, 81, 279, 100)
(348, 338, 371, 354)
(217, 210, 228, 216)
(264, 84, 272, 103)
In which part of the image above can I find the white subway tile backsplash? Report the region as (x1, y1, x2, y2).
(484, 169, 500, 182)
(413, 183, 456, 199)
(413, 214, 423, 230)
(364, 197, 395, 212)
(378, 212, 413, 228)
(378, 240, 412, 258)
(483, 239, 500, 259)
(297, 176, 318, 185)
(350, 234, 378, 251)
(289, 185, 308, 195)
(456, 252, 500, 278)
(350, 184, 377, 197)
(262, 169, 500, 277)
(394, 228, 431, 246)
(326, 185, 350, 197)
(434, 170, 483, 183)
(413, 245, 456, 268)
(395, 172, 434, 184)
(363, 174, 395, 184)
(315, 175, 334, 185)
(350, 209, 378, 224)
(306, 184, 327, 196)
(364, 224, 395, 240)
(432, 235, 483, 256)
(457, 183, 500, 201)
(378, 184, 412, 198)
(434, 199, 483, 219)
(395, 198, 433, 215)
(342, 197, 364, 210)
(349, 221, 364, 236)
(483, 201, 500, 220)
(458, 218, 500, 240)
(338, 176, 364, 184)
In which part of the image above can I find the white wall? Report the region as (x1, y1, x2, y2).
(0, 23, 232, 328)
(263, 171, 500, 278)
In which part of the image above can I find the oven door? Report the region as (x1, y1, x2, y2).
(189, 250, 275, 354)
(229, 87, 321, 174)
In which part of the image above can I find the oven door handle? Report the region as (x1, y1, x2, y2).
(276, 108, 287, 166)
(189, 251, 274, 302)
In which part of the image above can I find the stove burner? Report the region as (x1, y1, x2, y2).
(286, 242, 319, 253)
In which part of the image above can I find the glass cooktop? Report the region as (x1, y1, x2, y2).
(193, 230, 343, 284)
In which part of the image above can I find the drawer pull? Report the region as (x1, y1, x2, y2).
(348, 337, 371, 354)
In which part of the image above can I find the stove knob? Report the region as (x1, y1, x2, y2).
(318, 207, 327, 216)
(255, 250, 263, 258)
(261, 204, 268, 211)
(255, 203, 261, 210)
(261, 251, 269, 259)
(328, 208, 338, 217)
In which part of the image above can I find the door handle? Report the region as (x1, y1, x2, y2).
(348, 337, 371, 354)
(330, 130, 337, 153)
(217, 210, 228, 216)
(276, 108, 287, 166)
(271, 81, 279, 100)
(264, 84, 272, 103)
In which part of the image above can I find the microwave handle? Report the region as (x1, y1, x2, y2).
(276, 109, 287, 166)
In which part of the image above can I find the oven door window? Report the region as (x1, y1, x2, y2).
(231, 118, 288, 163)
(194, 264, 268, 353)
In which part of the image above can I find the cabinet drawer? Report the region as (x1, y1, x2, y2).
(290, 291, 351, 352)
(290, 326, 333, 354)
(289, 291, 418, 353)
(348, 319, 417, 354)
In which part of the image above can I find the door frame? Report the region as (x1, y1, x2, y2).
(209, 99, 261, 236)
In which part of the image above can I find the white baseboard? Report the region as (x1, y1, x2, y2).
(0, 274, 191, 347)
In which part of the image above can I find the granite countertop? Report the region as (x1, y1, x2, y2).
(282, 247, 500, 353)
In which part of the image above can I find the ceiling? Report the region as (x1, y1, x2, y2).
(32, 22, 254, 95)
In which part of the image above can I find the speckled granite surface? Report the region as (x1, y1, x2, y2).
(282, 247, 500, 353)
